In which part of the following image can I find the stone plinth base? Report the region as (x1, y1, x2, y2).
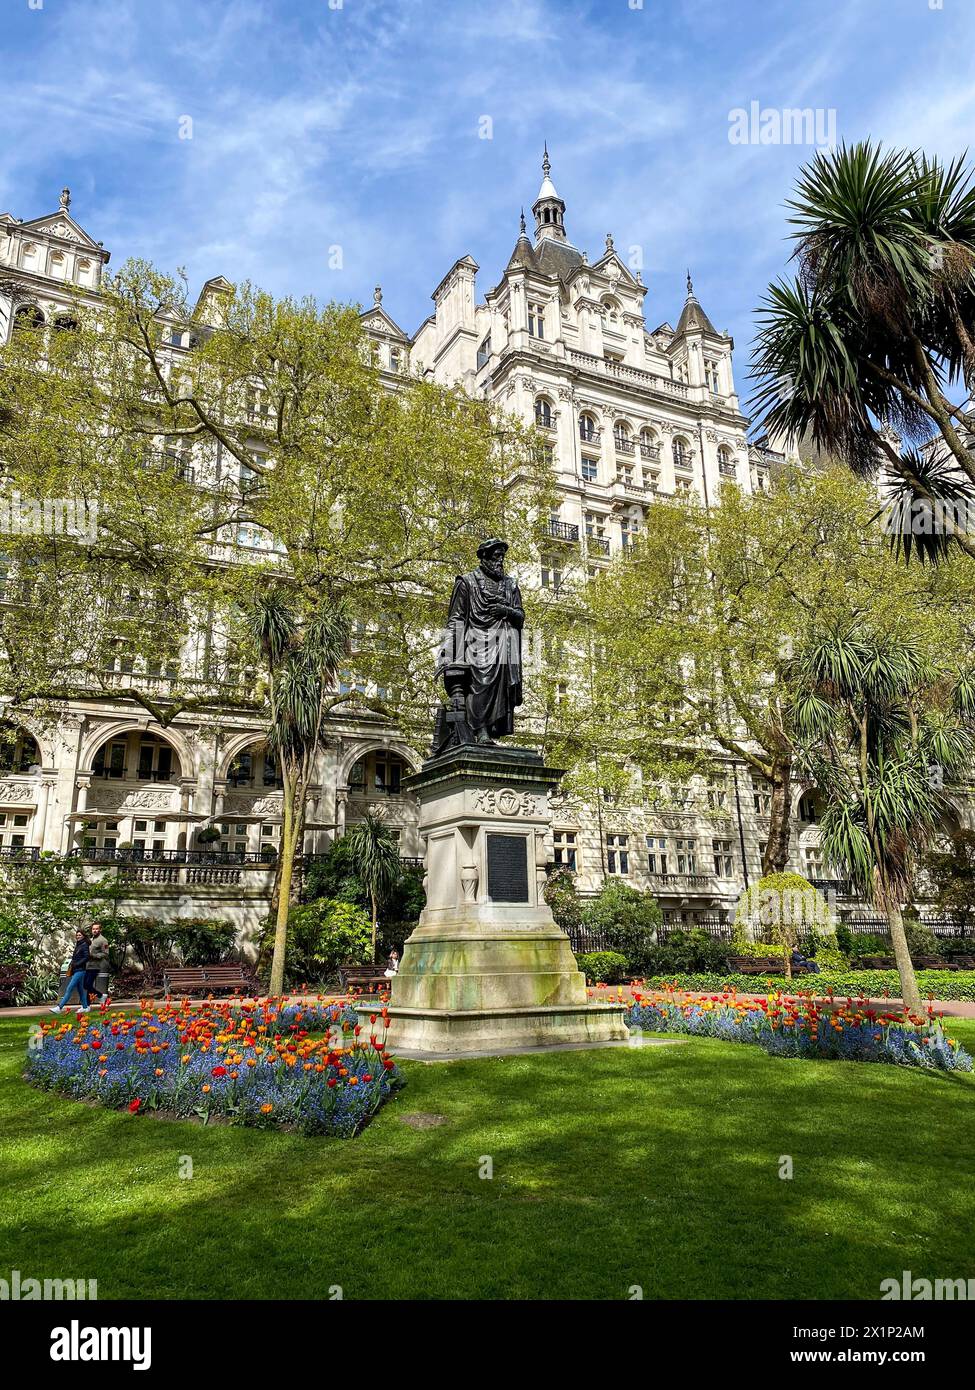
(372, 1000, 629, 1056)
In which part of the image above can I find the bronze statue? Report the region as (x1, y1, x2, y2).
(431, 538, 525, 754)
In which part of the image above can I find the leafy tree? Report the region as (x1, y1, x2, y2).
(923, 830, 975, 933)
(751, 142, 975, 562)
(246, 589, 348, 995)
(0, 262, 553, 734)
(550, 467, 971, 875)
(342, 813, 401, 963)
(791, 626, 975, 1012)
(0, 855, 121, 971)
(735, 871, 831, 978)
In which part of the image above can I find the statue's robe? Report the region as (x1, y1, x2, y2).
(437, 568, 524, 739)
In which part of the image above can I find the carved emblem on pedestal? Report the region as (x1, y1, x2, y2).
(472, 787, 540, 817)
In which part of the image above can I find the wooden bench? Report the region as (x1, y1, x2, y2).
(857, 955, 897, 970)
(727, 955, 812, 976)
(162, 964, 255, 996)
(337, 964, 390, 994)
(0, 966, 27, 1007)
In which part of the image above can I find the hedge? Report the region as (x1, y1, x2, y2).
(636, 969, 975, 1002)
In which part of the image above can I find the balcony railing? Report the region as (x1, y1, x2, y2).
(579, 428, 601, 445)
(673, 455, 694, 473)
(547, 520, 580, 543)
(567, 349, 691, 398)
(640, 444, 661, 461)
(614, 436, 635, 455)
(718, 461, 737, 476)
(586, 535, 611, 556)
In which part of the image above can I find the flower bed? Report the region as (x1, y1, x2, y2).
(25, 997, 403, 1137)
(635, 969, 975, 1001)
(625, 986, 972, 1072)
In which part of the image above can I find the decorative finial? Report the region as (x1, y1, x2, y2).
(59, 187, 71, 212)
(636, 270, 644, 285)
(374, 285, 382, 305)
(581, 251, 588, 264)
(542, 142, 550, 178)
(519, 208, 526, 235)
(605, 232, 614, 252)
(686, 269, 694, 296)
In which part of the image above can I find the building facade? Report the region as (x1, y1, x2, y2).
(0, 158, 854, 938)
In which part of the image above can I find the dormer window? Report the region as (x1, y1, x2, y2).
(528, 301, 545, 339)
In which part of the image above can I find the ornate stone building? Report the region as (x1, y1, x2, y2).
(1, 156, 844, 938)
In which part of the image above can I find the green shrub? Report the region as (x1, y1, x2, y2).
(278, 898, 372, 985)
(636, 969, 975, 1002)
(545, 869, 583, 933)
(581, 882, 662, 974)
(577, 950, 628, 984)
(647, 929, 731, 975)
(846, 932, 892, 957)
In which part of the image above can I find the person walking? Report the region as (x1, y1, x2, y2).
(85, 923, 110, 1006)
(51, 930, 91, 1013)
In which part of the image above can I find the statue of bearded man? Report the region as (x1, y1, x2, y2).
(432, 538, 525, 754)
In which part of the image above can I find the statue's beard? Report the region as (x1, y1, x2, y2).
(480, 558, 504, 580)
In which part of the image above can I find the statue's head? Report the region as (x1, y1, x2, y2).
(477, 537, 508, 579)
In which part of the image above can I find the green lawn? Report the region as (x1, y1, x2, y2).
(2, 1014, 973, 1301)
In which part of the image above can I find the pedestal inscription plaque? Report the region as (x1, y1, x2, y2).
(486, 832, 529, 903)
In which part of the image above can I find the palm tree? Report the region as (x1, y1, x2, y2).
(791, 626, 974, 1013)
(751, 142, 975, 562)
(247, 589, 348, 996)
(343, 812, 400, 963)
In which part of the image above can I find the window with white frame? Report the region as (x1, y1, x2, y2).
(540, 566, 563, 592)
(132, 819, 167, 857)
(579, 413, 598, 443)
(607, 834, 629, 875)
(528, 301, 546, 339)
(620, 515, 640, 549)
(554, 830, 577, 871)
(675, 837, 697, 874)
(752, 775, 773, 816)
(712, 838, 734, 877)
(646, 835, 668, 874)
(705, 359, 721, 394)
(534, 397, 553, 428)
(0, 810, 32, 849)
(581, 455, 599, 482)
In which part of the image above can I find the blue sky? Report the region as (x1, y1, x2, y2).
(4, 0, 975, 403)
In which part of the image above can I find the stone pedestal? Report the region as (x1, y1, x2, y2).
(371, 745, 627, 1055)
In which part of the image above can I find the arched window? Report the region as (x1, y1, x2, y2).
(601, 296, 621, 324)
(673, 437, 691, 470)
(717, 446, 735, 475)
(13, 304, 44, 334)
(640, 428, 659, 459)
(579, 412, 598, 443)
(613, 421, 630, 446)
(0, 725, 41, 774)
(534, 397, 553, 428)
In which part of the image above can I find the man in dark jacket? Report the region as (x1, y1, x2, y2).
(51, 931, 91, 1013)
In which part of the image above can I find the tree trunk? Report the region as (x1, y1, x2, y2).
(270, 800, 306, 917)
(761, 760, 792, 875)
(370, 889, 378, 965)
(886, 895, 923, 1017)
(268, 786, 299, 997)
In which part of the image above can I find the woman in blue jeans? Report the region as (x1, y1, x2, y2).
(51, 931, 91, 1013)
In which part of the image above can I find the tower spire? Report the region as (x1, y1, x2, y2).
(532, 143, 566, 244)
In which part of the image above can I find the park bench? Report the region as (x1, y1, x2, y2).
(726, 955, 811, 976)
(337, 964, 390, 994)
(162, 963, 255, 996)
(857, 955, 897, 970)
(0, 966, 27, 1006)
